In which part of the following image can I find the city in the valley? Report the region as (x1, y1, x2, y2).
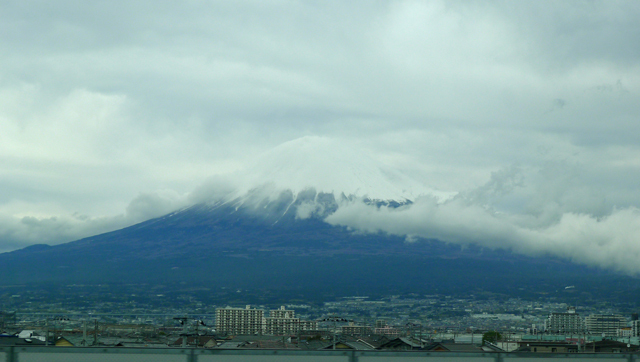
(2, 286, 639, 353)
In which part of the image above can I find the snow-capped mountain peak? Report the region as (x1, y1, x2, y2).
(227, 136, 452, 203)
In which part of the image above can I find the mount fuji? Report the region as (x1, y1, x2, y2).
(190, 136, 454, 225)
(227, 136, 453, 203)
(0, 137, 629, 301)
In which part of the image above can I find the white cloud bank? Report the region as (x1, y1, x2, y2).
(328, 199, 640, 276)
(0, 190, 188, 253)
(326, 164, 640, 276)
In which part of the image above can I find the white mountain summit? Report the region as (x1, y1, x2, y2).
(225, 136, 454, 205)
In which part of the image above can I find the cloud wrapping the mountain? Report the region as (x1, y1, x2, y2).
(327, 199, 640, 275)
(326, 164, 640, 275)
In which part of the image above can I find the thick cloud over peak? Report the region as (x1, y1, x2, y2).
(1, 0, 640, 272)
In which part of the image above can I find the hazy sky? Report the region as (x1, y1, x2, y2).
(2, 1, 640, 271)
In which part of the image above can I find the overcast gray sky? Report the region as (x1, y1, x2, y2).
(2, 1, 640, 272)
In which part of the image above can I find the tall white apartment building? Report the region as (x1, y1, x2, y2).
(215, 305, 265, 335)
(545, 307, 585, 334)
(585, 314, 626, 336)
(265, 306, 299, 335)
(298, 320, 318, 331)
(632, 320, 640, 337)
(264, 306, 318, 335)
(269, 306, 295, 319)
(216, 305, 318, 336)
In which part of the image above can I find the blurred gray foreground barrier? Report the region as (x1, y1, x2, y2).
(2, 347, 640, 362)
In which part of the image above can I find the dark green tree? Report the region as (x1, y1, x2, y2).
(482, 330, 502, 345)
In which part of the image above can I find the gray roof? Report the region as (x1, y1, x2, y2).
(342, 341, 375, 350)
(429, 342, 485, 352)
(217, 341, 248, 348)
(0, 336, 46, 346)
(377, 337, 424, 349)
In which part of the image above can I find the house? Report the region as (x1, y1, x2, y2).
(320, 340, 374, 350)
(114, 341, 171, 348)
(514, 341, 578, 353)
(54, 336, 74, 347)
(297, 339, 332, 350)
(241, 339, 289, 349)
(425, 342, 486, 353)
(584, 339, 639, 353)
(0, 335, 46, 346)
(377, 337, 424, 350)
(217, 341, 248, 348)
(481, 342, 507, 352)
(350, 336, 389, 349)
(169, 335, 218, 348)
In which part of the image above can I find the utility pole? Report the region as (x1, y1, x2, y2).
(93, 319, 98, 346)
(333, 319, 336, 350)
(173, 317, 189, 348)
(318, 316, 349, 350)
(82, 320, 87, 346)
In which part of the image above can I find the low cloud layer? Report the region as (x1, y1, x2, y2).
(327, 199, 640, 276)
(326, 163, 640, 275)
(0, 190, 187, 253)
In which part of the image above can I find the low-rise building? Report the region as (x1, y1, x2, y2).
(341, 324, 372, 336)
(515, 341, 578, 353)
(618, 327, 632, 337)
(584, 339, 639, 353)
(375, 326, 401, 337)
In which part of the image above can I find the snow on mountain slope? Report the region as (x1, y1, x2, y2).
(226, 136, 455, 204)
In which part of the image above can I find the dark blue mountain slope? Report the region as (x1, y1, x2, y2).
(0, 200, 637, 302)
